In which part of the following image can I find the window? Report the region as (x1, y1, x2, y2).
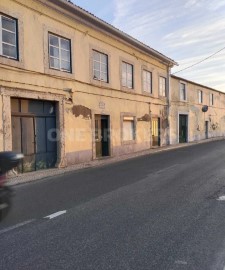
(143, 70, 152, 93)
(123, 116, 135, 141)
(180, 83, 187, 101)
(0, 14, 18, 59)
(49, 33, 71, 72)
(93, 50, 108, 82)
(122, 62, 133, 89)
(209, 93, 214, 106)
(198, 90, 203, 103)
(159, 76, 166, 96)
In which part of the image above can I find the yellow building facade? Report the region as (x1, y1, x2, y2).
(0, 0, 177, 172)
(1, 0, 225, 173)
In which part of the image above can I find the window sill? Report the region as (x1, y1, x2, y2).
(91, 78, 110, 88)
(0, 55, 24, 69)
(0, 54, 18, 61)
(121, 86, 135, 93)
(122, 140, 136, 145)
(44, 66, 74, 79)
(142, 91, 153, 97)
(180, 99, 188, 102)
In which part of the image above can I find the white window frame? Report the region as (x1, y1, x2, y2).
(180, 82, 187, 101)
(198, 90, 203, 104)
(159, 76, 166, 97)
(122, 62, 134, 89)
(49, 33, 71, 73)
(209, 93, 214, 106)
(0, 14, 18, 60)
(92, 50, 108, 83)
(143, 70, 152, 93)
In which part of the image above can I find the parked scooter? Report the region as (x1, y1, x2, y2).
(0, 152, 24, 221)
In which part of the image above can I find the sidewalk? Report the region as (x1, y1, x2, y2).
(8, 137, 225, 186)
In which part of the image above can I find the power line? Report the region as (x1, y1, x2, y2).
(172, 45, 225, 75)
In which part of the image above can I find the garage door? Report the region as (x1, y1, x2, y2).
(11, 98, 57, 173)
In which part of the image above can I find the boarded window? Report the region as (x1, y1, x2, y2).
(123, 116, 135, 141)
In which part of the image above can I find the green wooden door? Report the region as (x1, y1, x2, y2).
(179, 115, 188, 143)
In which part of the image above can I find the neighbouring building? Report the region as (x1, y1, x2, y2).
(0, 0, 225, 174)
(170, 75, 225, 144)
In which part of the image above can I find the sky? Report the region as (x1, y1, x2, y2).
(72, 0, 225, 92)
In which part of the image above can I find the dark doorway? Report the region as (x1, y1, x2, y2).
(179, 114, 188, 143)
(152, 118, 160, 146)
(11, 98, 57, 173)
(205, 121, 209, 139)
(95, 115, 110, 158)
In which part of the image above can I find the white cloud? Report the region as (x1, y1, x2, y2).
(112, 0, 225, 92)
(184, 0, 208, 9)
(73, 0, 225, 91)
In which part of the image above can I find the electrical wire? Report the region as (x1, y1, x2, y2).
(172, 45, 225, 75)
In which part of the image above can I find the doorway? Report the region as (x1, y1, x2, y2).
(205, 121, 209, 139)
(152, 118, 160, 146)
(95, 115, 110, 158)
(11, 98, 57, 172)
(179, 114, 188, 143)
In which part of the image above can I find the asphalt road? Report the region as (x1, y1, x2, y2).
(1, 140, 225, 270)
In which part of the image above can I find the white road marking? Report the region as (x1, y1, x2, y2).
(155, 164, 179, 174)
(0, 203, 9, 210)
(0, 219, 35, 235)
(44, 210, 67, 219)
(175, 260, 187, 265)
(217, 196, 225, 201)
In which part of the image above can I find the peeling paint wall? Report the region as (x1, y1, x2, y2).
(72, 105, 92, 120)
(0, 0, 172, 169)
(170, 77, 225, 144)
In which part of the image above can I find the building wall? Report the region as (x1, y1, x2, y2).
(170, 76, 225, 144)
(2, 0, 224, 171)
(0, 0, 171, 168)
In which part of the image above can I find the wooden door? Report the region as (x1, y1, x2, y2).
(179, 115, 188, 143)
(152, 118, 160, 146)
(11, 98, 57, 172)
(95, 115, 110, 157)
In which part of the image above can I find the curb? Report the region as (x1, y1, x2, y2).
(8, 137, 225, 186)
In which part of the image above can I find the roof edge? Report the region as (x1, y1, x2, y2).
(44, 0, 178, 66)
(171, 75, 223, 94)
